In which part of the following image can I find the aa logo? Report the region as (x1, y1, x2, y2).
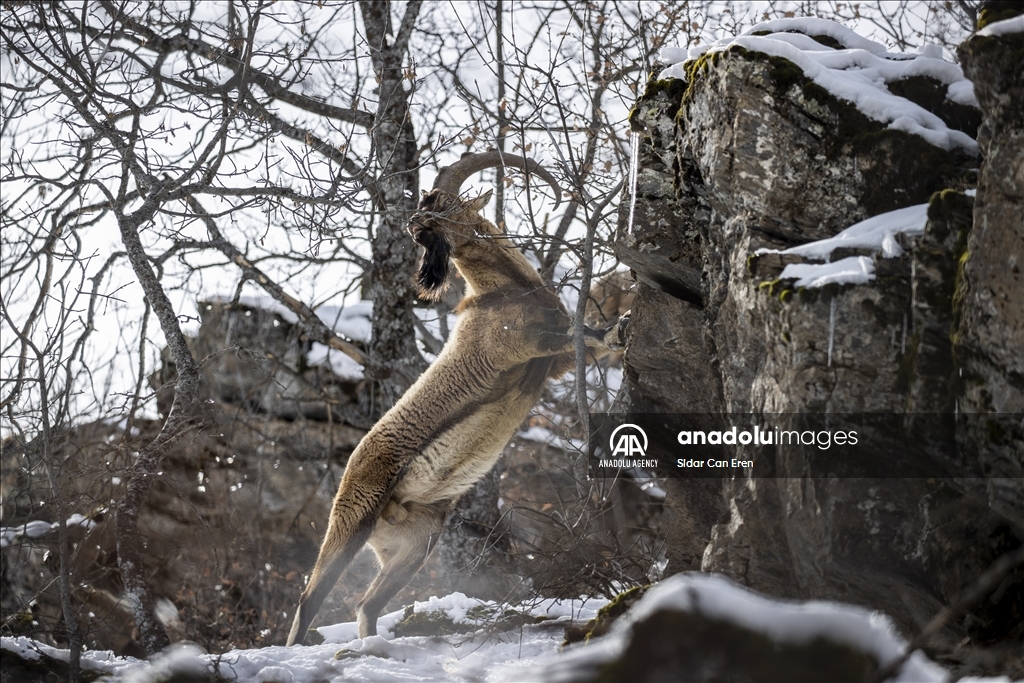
(610, 424, 648, 458)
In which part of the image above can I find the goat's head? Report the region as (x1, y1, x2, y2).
(409, 152, 560, 300)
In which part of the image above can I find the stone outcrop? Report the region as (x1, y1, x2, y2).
(529, 574, 946, 683)
(613, 18, 1023, 675)
(0, 302, 386, 654)
(955, 23, 1024, 529)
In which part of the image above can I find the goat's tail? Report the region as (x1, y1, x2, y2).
(286, 450, 400, 646)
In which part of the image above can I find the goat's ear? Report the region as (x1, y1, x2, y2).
(468, 189, 493, 213)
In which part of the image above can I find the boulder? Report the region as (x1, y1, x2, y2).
(614, 19, 1023, 675)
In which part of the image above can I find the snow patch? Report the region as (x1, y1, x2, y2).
(755, 203, 932, 290)
(120, 643, 211, 683)
(517, 425, 564, 445)
(315, 300, 373, 344)
(748, 17, 889, 54)
(0, 596, 607, 681)
(659, 19, 979, 154)
(99, 416, 142, 436)
(773, 203, 928, 261)
(1, 585, 975, 683)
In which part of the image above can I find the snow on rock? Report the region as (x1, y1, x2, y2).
(205, 294, 458, 379)
(100, 416, 143, 436)
(306, 342, 364, 380)
(775, 202, 928, 260)
(206, 293, 301, 325)
(315, 300, 373, 344)
(206, 294, 373, 343)
(756, 202, 929, 289)
(946, 78, 980, 106)
(659, 18, 979, 154)
(505, 574, 951, 683)
(2, 585, 992, 682)
(778, 256, 875, 288)
(977, 14, 1024, 37)
(205, 294, 374, 380)
(0, 514, 98, 549)
(0, 637, 135, 679)
(747, 17, 890, 54)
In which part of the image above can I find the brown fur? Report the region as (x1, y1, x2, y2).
(286, 188, 625, 646)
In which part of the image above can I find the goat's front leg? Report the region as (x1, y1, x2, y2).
(515, 312, 630, 362)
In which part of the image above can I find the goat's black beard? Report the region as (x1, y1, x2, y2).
(416, 233, 452, 301)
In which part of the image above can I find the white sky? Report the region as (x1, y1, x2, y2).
(0, 2, 974, 435)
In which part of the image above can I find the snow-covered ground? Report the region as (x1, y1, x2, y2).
(1, 593, 607, 682)
(3, 575, 998, 683)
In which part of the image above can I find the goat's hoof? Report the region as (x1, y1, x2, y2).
(606, 311, 630, 350)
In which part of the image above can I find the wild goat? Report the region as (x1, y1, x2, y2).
(286, 152, 628, 645)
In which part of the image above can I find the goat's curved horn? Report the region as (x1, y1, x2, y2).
(433, 151, 562, 209)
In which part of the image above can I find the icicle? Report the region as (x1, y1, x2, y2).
(627, 130, 640, 235)
(827, 298, 836, 367)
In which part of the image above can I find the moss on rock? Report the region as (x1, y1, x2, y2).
(930, 189, 975, 352)
(563, 585, 650, 646)
(977, 1, 1024, 29)
(630, 75, 688, 132)
(950, 247, 972, 350)
(390, 603, 547, 639)
(391, 604, 463, 637)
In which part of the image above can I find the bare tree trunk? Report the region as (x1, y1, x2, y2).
(114, 198, 201, 655)
(40, 385, 82, 681)
(361, 0, 427, 407)
(495, 0, 507, 232)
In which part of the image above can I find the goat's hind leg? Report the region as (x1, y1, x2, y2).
(357, 500, 450, 638)
(287, 453, 399, 646)
(286, 501, 381, 646)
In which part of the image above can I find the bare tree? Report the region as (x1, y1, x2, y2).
(0, 0, 434, 655)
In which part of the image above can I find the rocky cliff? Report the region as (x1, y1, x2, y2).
(1, 302, 368, 654)
(612, 15, 1022, 676)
